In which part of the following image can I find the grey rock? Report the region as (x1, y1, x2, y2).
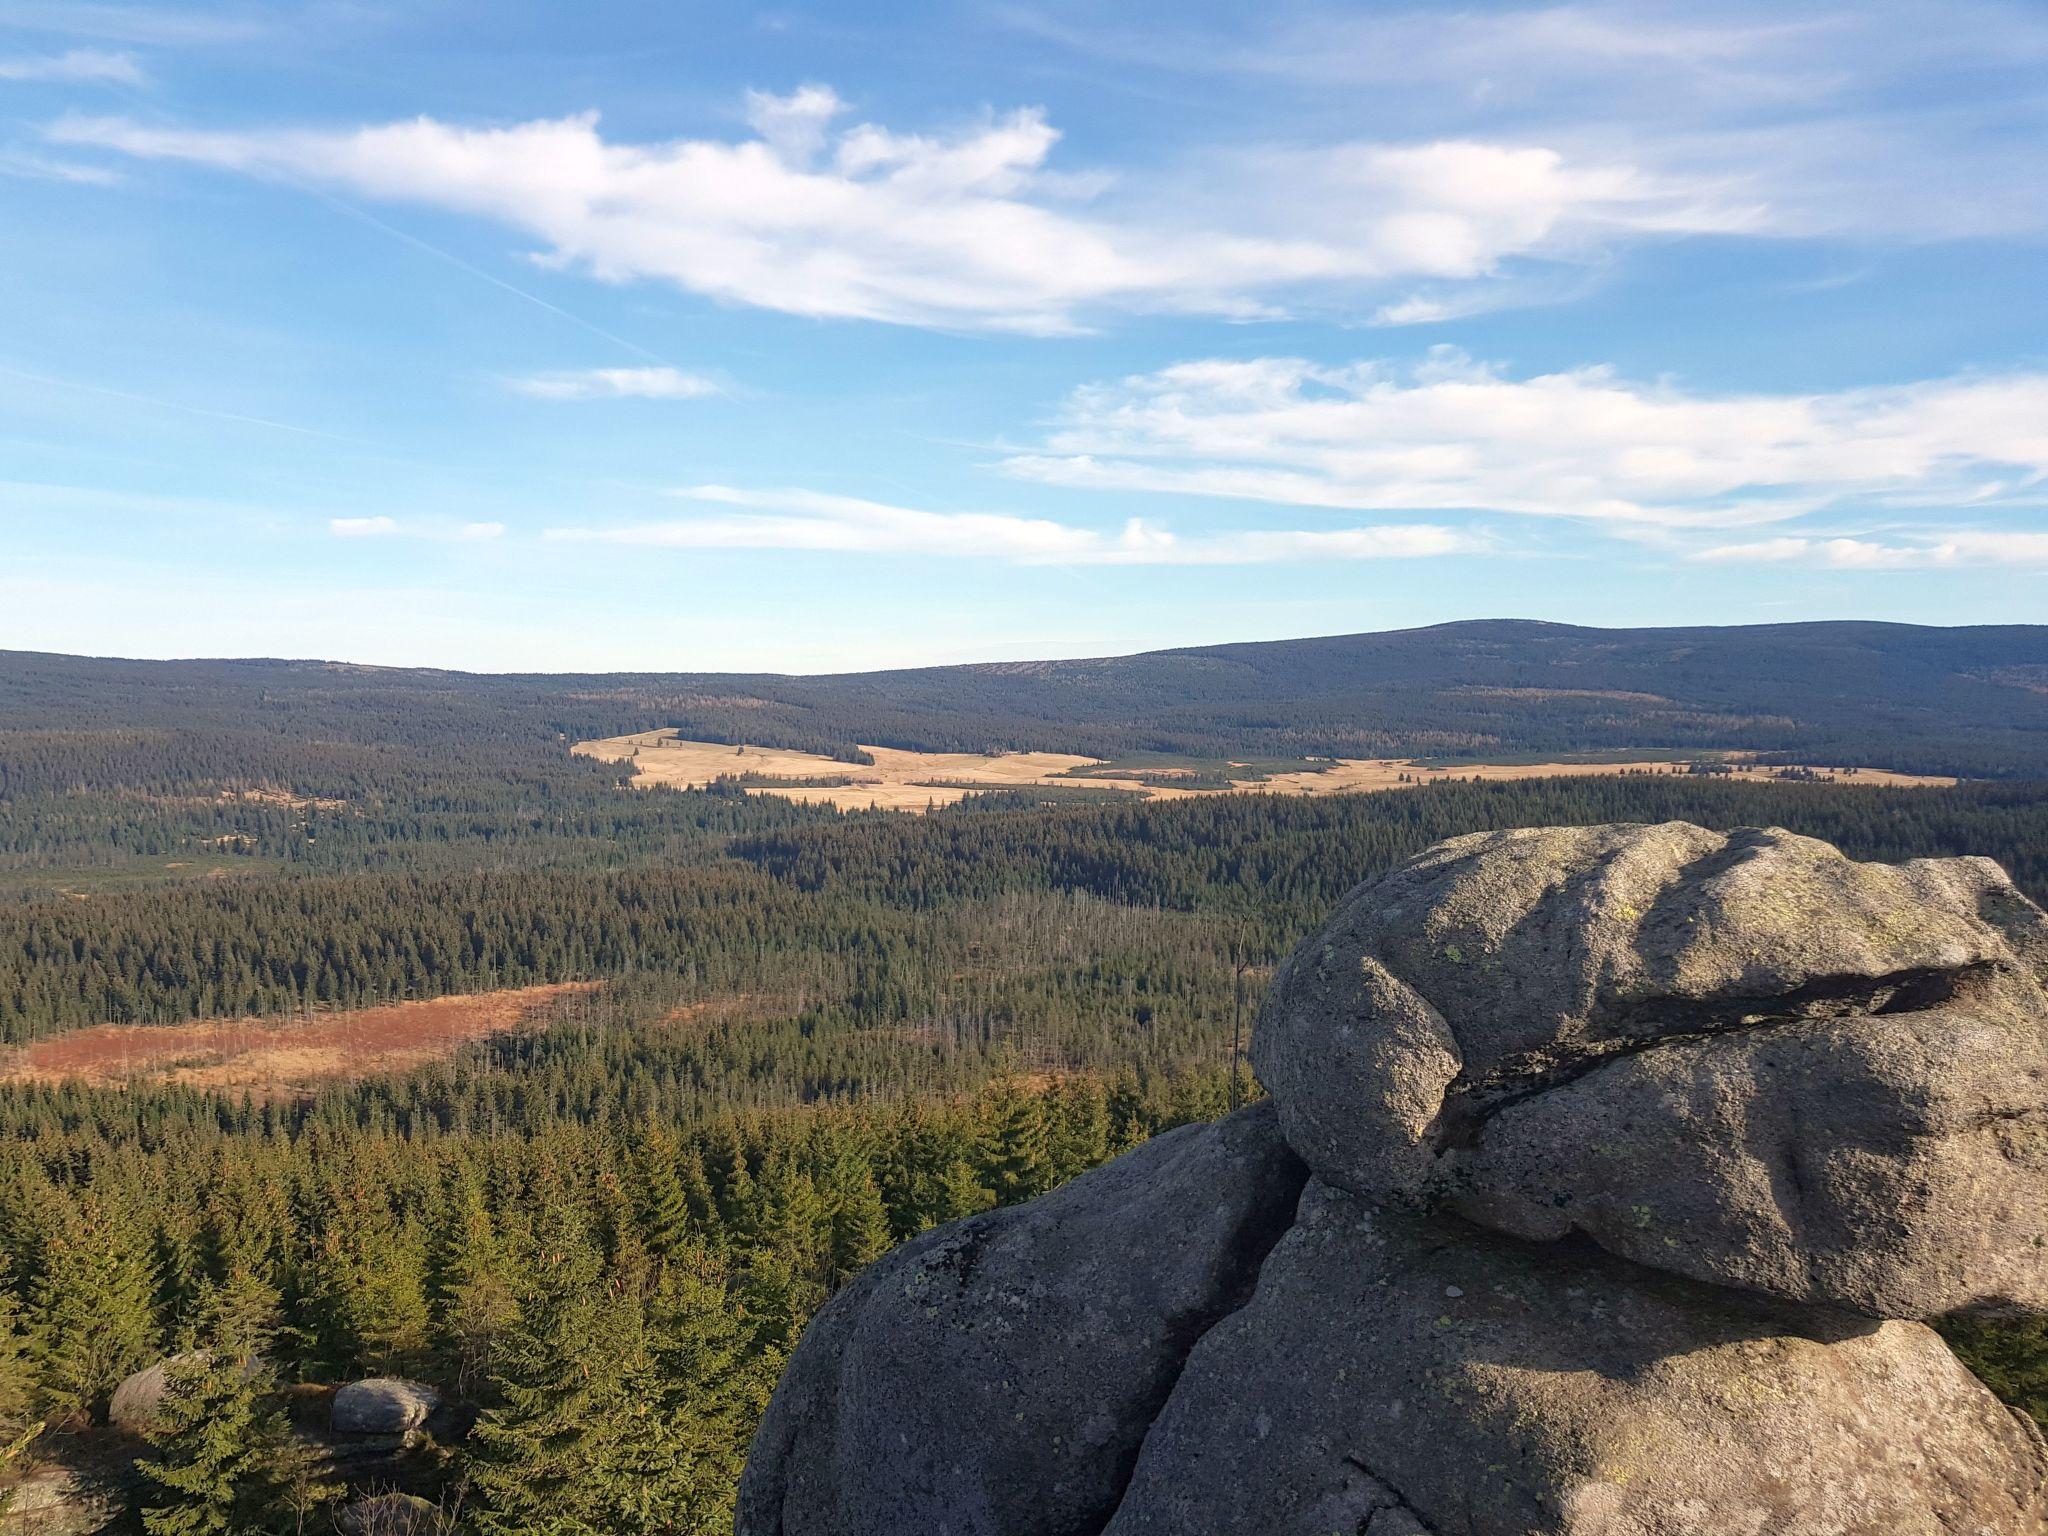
(734, 1102, 1306, 1536)
(330, 1378, 441, 1436)
(1253, 822, 2048, 1312)
(1106, 1180, 2048, 1536)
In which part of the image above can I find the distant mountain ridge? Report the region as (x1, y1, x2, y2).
(4, 619, 2047, 777)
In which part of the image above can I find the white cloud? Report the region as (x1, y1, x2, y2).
(1694, 532, 2048, 569)
(48, 91, 1747, 333)
(457, 521, 506, 541)
(543, 485, 1479, 565)
(329, 515, 398, 537)
(507, 366, 720, 401)
(0, 48, 143, 84)
(1003, 353, 2048, 528)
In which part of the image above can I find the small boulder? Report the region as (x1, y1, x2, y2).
(330, 1378, 441, 1436)
(107, 1357, 185, 1435)
(336, 1492, 440, 1536)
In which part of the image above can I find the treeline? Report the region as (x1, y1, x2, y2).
(0, 1058, 1232, 1531)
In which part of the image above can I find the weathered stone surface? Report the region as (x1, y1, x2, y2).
(330, 1378, 441, 1435)
(1253, 822, 2048, 1311)
(734, 1102, 1306, 1536)
(1106, 1181, 2048, 1536)
(336, 1491, 440, 1536)
(0, 1467, 122, 1535)
(1450, 997, 2048, 1317)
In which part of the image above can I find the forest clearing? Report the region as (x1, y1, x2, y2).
(0, 982, 591, 1093)
(575, 730, 1957, 811)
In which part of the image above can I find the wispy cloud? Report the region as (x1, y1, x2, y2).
(0, 149, 119, 183)
(544, 485, 1480, 565)
(506, 366, 720, 401)
(1009, 1, 2048, 244)
(1693, 532, 2048, 569)
(1003, 352, 2048, 528)
(0, 48, 143, 83)
(48, 88, 1750, 334)
(328, 516, 506, 542)
(0, 3, 265, 46)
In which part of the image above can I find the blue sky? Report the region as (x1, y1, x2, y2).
(2, 0, 2045, 671)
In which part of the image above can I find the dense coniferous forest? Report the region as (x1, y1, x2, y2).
(2, 634, 2046, 1530)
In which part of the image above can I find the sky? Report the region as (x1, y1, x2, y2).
(1, 0, 2045, 673)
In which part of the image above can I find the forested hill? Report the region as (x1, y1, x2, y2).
(4, 618, 2047, 777)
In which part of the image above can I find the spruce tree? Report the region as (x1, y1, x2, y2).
(978, 1081, 1050, 1206)
(31, 1194, 158, 1422)
(133, 1291, 336, 1536)
(429, 1171, 518, 1397)
(465, 1203, 614, 1536)
(0, 1254, 33, 1428)
(820, 1145, 893, 1287)
(607, 1258, 780, 1536)
(635, 1132, 696, 1263)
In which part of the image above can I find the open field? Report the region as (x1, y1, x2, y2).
(574, 731, 1957, 812)
(0, 982, 592, 1094)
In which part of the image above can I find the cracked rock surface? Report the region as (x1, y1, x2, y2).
(737, 824, 2048, 1536)
(1256, 822, 2048, 1316)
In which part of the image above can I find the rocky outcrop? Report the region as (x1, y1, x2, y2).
(738, 823, 2048, 1536)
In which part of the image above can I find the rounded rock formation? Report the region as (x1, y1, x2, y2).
(739, 823, 2048, 1536)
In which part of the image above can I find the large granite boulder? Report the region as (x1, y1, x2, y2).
(735, 1102, 1306, 1536)
(740, 823, 2048, 1536)
(1254, 823, 2048, 1316)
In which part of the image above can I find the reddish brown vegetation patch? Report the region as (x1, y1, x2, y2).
(0, 983, 592, 1096)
